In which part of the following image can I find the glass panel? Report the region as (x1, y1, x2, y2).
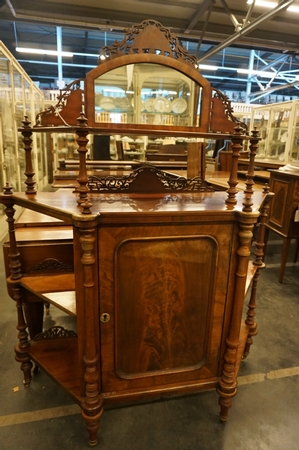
(266, 107, 291, 161)
(290, 105, 299, 164)
(251, 107, 270, 159)
(94, 63, 202, 127)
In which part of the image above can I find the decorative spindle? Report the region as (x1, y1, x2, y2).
(243, 192, 274, 359)
(3, 196, 32, 384)
(78, 222, 103, 445)
(21, 116, 36, 195)
(242, 127, 259, 212)
(75, 113, 91, 209)
(5, 200, 22, 280)
(226, 125, 243, 204)
(14, 284, 33, 386)
(217, 216, 255, 420)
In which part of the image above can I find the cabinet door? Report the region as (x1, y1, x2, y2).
(268, 177, 290, 233)
(98, 222, 236, 398)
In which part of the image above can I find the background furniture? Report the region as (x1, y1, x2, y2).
(265, 169, 299, 282)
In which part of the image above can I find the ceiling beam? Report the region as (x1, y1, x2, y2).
(185, 0, 215, 34)
(197, 0, 294, 63)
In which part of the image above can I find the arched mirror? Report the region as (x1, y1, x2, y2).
(94, 63, 202, 127)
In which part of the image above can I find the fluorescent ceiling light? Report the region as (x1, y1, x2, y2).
(198, 64, 219, 71)
(237, 68, 277, 77)
(16, 47, 73, 57)
(247, 0, 299, 12)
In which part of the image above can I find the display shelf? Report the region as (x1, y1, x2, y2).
(29, 337, 82, 401)
(250, 100, 299, 167)
(0, 42, 47, 192)
(1, 20, 273, 447)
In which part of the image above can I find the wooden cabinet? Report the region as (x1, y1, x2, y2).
(266, 169, 299, 282)
(0, 20, 272, 446)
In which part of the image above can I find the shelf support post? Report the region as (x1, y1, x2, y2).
(226, 125, 243, 204)
(77, 221, 103, 446)
(243, 188, 273, 358)
(3, 191, 32, 385)
(217, 214, 256, 420)
(242, 127, 259, 212)
(21, 116, 36, 195)
(75, 113, 93, 214)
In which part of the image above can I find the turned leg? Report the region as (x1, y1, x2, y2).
(243, 270, 260, 359)
(13, 284, 32, 386)
(294, 239, 299, 263)
(23, 300, 44, 339)
(279, 237, 291, 283)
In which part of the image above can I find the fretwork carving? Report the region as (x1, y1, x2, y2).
(210, 88, 248, 135)
(99, 20, 198, 67)
(88, 165, 214, 194)
(28, 258, 73, 274)
(35, 79, 84, 127)
(34, 326, 77, 340)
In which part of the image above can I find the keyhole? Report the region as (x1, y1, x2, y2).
(100, 313, 110, 323)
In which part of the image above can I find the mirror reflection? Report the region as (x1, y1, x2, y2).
(94, 63, 202, 126)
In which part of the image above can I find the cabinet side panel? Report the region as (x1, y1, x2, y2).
(269, 179, 289, 230)
(115, 236, 216, 378)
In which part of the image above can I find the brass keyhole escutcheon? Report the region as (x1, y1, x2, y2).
(100, 313, 111, 323)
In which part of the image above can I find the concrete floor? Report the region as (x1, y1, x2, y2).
(0, 231, 298, 450)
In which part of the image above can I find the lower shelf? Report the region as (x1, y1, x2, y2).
(29, 337, 82, 402)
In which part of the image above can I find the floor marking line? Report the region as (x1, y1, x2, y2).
(1, 366, 299, 427)
(0, 404, 80, 427)
(267, 366, 299, 380)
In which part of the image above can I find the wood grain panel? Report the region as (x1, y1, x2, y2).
(115, 236, 217, 377)
(269, 179, 288, 228)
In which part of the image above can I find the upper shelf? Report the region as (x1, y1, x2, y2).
(33, 20, 247, 137)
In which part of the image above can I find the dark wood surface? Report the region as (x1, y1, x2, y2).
(1, 19, 272, 447)
(265, 169, 299, 282)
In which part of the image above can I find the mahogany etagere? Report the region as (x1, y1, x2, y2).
(1, 20, 273, 446)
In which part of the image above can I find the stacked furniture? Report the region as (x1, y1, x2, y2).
(1, 20, 272, 446)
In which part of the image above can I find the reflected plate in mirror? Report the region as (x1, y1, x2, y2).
(144, 98, 156, 112)
(99, 97, 116, 110)
(154, 97, 171, 113)
(172, 98, 187, 114)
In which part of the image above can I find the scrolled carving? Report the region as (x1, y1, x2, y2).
(99, 19, 198, 67)
(212, 88, 248, 134)
(35, 79, 84, 127)
(34, 326, 77, 340)
(88, 165, 214, 193)
(28, 258, 73, 273)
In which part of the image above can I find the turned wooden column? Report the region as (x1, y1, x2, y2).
(75, 113, 92, 214)
(217, 214, 257, 420)
(242, 128, 259, 212)
(21, 116, 36, 195)
(226, 125, 243, 204)
(76, 220, 103, 446)
(3, 189, 32, 385)
(243, 188, 273, 359)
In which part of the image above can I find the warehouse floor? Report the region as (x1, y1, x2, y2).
(0, 231, 298, 450)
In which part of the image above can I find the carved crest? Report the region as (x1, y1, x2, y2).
(99, 19, 198, 67)
(88, 165, 214, 194)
